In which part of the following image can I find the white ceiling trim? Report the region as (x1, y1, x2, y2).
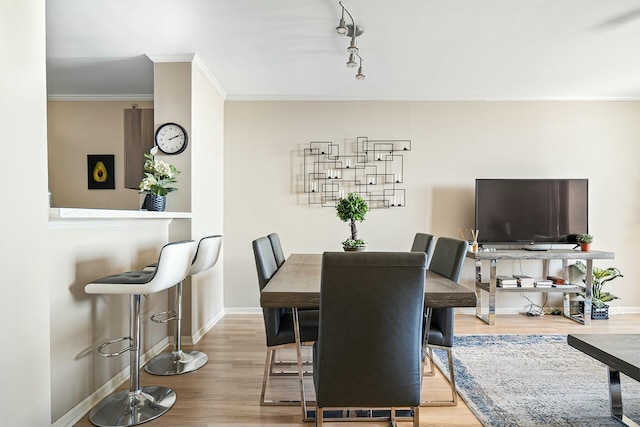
(192, 54, 227, 100)
(146, 53, 196, 63)
(224, 95, 640, 102)
(47, 94, 154, 101)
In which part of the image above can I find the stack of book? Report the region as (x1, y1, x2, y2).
(497, 276, 519, 288)
(535, 279, 553, 288)
(514, 274, 535, 288)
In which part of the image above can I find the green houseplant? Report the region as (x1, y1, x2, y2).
(336, 192, 368, 250)
(576, 233, 593, 252)
(139, 147, 180, 211)
(570, 260, 623, 319)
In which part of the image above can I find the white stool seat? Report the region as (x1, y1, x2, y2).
(85, 240, 197, 295)
(84, 240, 197, 427)
(145, 235, 223, 376)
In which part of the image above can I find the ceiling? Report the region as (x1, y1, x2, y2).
(46, 0, 640, 101)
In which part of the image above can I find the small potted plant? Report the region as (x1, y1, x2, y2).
(576, 233, 593, 251)
(336, 192, 368, 251)
(570, 261, 623, 319)
(139, 147, 180, 211)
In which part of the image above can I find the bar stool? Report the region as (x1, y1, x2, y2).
(84, 240, 197, 427)
(145, 235, 223, 376)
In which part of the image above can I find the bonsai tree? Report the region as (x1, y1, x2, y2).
(336, 192, 368, 249)
(571, 260, 623, 308)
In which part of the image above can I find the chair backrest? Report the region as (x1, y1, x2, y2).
(427, 237, 468, 349)
(148, 240, 198, 294)
(267, 233, 286, 268)
(314, 251, 426, 408)
(252, 236, 285, 346)
(411, 232, 435, 266)
(428, 237, 468, 283)
(190, 235, 223, 275)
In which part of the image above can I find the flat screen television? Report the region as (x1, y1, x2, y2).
(475, 179, 588, 246)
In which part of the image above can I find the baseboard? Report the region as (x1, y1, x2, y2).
(51, 337, 169, 427)
(224, 306, 262, 314)
(187, 307, 226, 346)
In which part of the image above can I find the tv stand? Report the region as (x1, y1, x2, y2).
(466, 249, 615, 326)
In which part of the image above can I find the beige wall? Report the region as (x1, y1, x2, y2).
(190, 61, 225, 335)
(49, 222, 172, 423)
(224, 101, 640, 313)
(47, 101, 154, 209)
(1, 0, 52, 425)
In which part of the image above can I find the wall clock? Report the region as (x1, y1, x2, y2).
(155, 122, 188, 155)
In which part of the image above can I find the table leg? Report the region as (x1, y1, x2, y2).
(609, 366, 640, 426)
(581, 259, 592, 326)
(292, 307, 313, 422)
(421, 307, 433, 381)
(475, 259, 496, 325)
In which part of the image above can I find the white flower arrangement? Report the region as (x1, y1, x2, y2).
(139, 147, 180, 196)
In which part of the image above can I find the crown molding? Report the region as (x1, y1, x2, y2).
(192, 54, 227, 100)
(146, 53, 196, 63)
(224, 95, 640, 102)
(47, 94, 154, 101)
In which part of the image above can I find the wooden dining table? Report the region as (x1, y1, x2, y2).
(259, 253, 477, 421)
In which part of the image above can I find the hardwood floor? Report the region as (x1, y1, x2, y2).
(73, 312, 640, 426)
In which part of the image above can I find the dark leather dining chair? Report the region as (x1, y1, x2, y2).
(268, 232, 286, 268)
(313, 252, 425, 427)
(423, 236, 468, 406)
(252, 236, 319, 406)
(410, 232, 435, 263)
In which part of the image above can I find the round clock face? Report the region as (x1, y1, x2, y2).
(155, 122, 188, 155)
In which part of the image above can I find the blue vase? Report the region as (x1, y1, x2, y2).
(146, 194, 166, 211)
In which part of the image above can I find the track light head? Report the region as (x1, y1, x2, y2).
(346, 53, 357, 68)
(336, 18, 348, 35)
(355, 56, 365, 80)
(347, 37, 358, 53)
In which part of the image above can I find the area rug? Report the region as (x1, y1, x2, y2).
(432, 334, 640, 427)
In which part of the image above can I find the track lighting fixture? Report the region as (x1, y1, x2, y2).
(336, 1, 366, 80)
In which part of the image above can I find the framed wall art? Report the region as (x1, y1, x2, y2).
(87, 154, 115, 189)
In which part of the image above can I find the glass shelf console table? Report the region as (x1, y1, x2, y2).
(467, 249, 615, 326)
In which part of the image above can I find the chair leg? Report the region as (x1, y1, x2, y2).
(413, 405, 420, 427)
(421, 346, 457, 407)
(89, 295, 176, 427)
(422, 347, 436, 377)
(316, 406, 323, 427)
(145, 281, 208, 375)
(260, 347, 274, 405)
(260, 345, 302, 406)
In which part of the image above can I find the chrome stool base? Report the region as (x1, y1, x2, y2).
(88, 386, 176, 427)
(144, 350, 208, 375)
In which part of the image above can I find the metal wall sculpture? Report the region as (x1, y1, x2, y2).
(303, 136, 410, 208)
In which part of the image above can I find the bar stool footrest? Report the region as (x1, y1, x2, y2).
(98, 337, 133, 357)
(151, 310, 177, 323)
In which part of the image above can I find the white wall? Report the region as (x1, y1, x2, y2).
(190, 60, 225, 336)
(0, 0, 52, 424)
(49, 221, 172, 423)
(224, 101, 640, 313)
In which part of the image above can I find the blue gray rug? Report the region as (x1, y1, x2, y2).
(432, 334, 640, 427)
